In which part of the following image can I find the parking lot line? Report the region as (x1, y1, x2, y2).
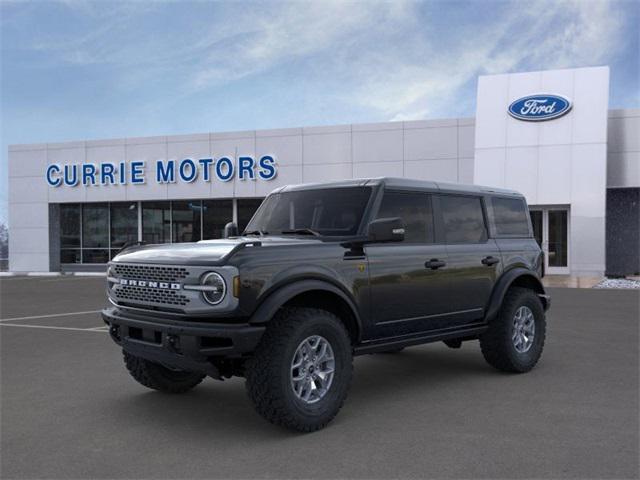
(0, 310, 102, 323)
(0, 323, 108, 332)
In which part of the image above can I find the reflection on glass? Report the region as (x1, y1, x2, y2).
(142, 202, 171, 244)
(203, 200, 233, 240)
(440, 195, 487, 243)
(548, 210, 568, 267)
(110, 202, 138, 249)
(60, 204, 81, 248)
(83, 249, 110, 264)
(530, 211, 543, 248)
(238, 199, 264, 233)
(60, 249, 81, 263)
(82, 204, 109, 248)
(172, 201, 202, 243)
(376, 192, 433, 243)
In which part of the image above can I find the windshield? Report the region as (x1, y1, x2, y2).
(244, 187, 372, 237)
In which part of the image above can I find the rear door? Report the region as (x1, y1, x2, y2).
(365, 190, 450, 338)
(436, 194, 501, 325)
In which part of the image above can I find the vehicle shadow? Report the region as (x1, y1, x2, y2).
(106, 343, 494, 439)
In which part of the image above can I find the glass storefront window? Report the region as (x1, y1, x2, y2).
(172, 201, 202, 243)
(83, 249, 110, 264)
(82, 204, 109, 248)
(59, 198, 261, 263)
(60, 249, 81, 264)
(142, 202, 171, 244)
(111, 202, 138, 250)
(237, 198, 264, 233)
(60, 204, 81, 248)
(203, 199, 233, 240)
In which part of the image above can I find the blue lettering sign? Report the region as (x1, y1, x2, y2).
(46, 164, 61, 187)
(156, 160, 175, 183)
(101, 163, 116, 185)
(215, 157, 234, 182)
(46, 155, 277, 187)
(179, 158, 197, 182)
(258, 156, 277, 180)
(130, 161, 145, 184)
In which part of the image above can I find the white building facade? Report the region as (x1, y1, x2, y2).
(8, 66, 640, 276)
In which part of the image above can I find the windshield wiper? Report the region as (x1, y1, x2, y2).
(243, 229, 268, 236)
(280, 228, 321, 237)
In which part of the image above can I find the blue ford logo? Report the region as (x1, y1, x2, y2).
(508, 94, 572, 121)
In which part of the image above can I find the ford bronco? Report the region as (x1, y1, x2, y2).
(103, 178, 550, 432)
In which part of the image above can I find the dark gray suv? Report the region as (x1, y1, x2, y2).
(102, 178, 550, 432)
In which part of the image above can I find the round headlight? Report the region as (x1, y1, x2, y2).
(201, 272, 226, 305)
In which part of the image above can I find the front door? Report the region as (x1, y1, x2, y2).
(365, 191, 450, 339)
(530, 208, 570, 274)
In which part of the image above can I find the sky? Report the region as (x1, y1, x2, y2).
(1, 0, 638, 225)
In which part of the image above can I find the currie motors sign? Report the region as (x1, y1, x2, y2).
(508, 94, 572, 121)
(46, 155, 277, 187)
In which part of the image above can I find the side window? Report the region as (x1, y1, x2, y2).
(376, 191, 434, 243)
(492, 197, 530, 236)
(440, 195, 487, 244)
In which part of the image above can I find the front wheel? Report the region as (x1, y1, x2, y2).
(479, 287, 546, 373)
(245, 307, 353, 432)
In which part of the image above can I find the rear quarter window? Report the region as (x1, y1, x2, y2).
(440, 195, 488, 243)
(491, 197, 531, 236)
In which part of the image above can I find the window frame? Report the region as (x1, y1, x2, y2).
(435, 193, 490, 245)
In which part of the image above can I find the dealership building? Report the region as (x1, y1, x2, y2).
(7, 66, 639, 276)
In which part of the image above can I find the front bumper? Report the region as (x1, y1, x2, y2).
(102, 307, 265, 377)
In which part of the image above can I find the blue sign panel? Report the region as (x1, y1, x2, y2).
(508, 94, 572, 121)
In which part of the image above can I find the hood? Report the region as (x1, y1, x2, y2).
(112, 236, 324, 266)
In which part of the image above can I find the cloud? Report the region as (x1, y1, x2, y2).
(3, 0, 631, 121)
(345, 0, 626, 121)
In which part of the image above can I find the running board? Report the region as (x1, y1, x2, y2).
(353, 323, 488, 355)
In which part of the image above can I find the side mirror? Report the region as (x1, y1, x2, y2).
(367, 217, 405, 243)
(224, 222, 239, 238)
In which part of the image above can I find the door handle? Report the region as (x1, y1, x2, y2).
(481, 256, 500, 266)
(425, 259, 446, 270)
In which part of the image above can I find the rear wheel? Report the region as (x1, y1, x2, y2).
(123, 351, 205, 393)
(245, 307, 353, 432)
(479, 287, 546, 373)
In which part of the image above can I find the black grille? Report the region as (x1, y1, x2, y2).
(113, 264, 189, 283)
(115, 285, 190, 306)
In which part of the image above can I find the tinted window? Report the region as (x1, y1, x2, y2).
(376, 191, 433, 243)
(172, 200, 202, 243)
(110, 202, 138, 250)
(142, 202, 171, 244)
(440, 195, 487, 243)
(238, 199, 264, 233)
(492, 197, 530, 236)
(203, 199, 233, 240)
(82, 203, 109, 248)
(60, 204, 80, 248)
(246, 188, 371, 237)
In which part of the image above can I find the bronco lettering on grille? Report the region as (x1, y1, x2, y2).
(119, 279, 181, 290)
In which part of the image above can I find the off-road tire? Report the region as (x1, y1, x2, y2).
(123, 351, 205, 393)
(245, 307, 353, 432)
(479, 287, 546, 373)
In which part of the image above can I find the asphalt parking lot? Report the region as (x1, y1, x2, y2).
(1, 277, 638, 479)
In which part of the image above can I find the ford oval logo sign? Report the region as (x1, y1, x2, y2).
(508, 94, 572, 121)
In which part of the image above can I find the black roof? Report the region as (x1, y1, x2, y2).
(277, 177, 523, 197)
